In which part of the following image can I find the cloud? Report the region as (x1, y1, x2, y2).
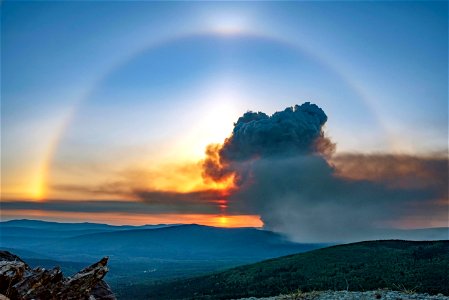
(50, 175, 234, 213)
(135, 189, 228, 204)
(1, 199, 222, 215)
(133, 189, 229, 214)
(200, 103, 448, 242)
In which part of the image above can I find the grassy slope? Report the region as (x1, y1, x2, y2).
(139, 240, 449, 300)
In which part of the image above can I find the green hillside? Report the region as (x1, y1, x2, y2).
(141, 240, 449, 300)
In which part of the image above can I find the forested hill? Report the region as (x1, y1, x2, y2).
(140, 240, 449, 300)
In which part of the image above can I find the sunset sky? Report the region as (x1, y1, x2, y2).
(1, 1, 447, 237)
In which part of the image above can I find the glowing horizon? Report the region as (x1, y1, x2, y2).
(0, 209, 263, 228)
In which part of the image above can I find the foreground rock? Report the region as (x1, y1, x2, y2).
(0, 251, 115, 300)
(238, 290, 449, 300)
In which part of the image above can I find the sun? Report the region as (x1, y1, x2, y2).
(219, 216, 229, 226)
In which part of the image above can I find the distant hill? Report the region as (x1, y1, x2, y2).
(1, 220, 321, 262)
(141, 240, 449, 300)
(1, 219, 174, 231)
(36, 224, 322, 261)
(0, 219, 324, 289)
(0, 219, 178, 258)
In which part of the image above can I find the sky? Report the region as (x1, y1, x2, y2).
(1, 1, 448, 241)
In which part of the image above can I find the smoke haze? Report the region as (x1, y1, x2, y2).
(201, 103, 448, 242)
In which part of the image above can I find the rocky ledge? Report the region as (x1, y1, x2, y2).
(239, 290, 449, 300)
(0, 251, 115, 300)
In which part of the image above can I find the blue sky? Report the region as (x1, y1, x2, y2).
(2, 1, 448, 202)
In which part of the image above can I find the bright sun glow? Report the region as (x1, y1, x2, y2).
(2, 160, 48, 201)
(219, 216, 229, 226)
(176, 81, 245, 162)
(205, 12, 252, 35)
(30, 165, 47, 200)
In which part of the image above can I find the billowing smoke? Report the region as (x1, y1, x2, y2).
(202, 103, 448, 242)
(202, 103, 335, 183)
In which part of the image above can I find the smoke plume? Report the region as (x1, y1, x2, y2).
(202, 103, 448, 242)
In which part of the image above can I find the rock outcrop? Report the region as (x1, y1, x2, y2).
(0, 251, 115, 300)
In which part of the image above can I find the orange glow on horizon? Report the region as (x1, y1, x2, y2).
(1, 209, 263, 228)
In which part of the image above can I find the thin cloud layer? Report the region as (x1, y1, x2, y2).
(1, 199, 222, 215)
(331, 154, 448, 190)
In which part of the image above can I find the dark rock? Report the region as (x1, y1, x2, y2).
(13, 267, 64, 299)
(0, 251, 115, 300)
(0, 252, 29, 297)
(91, 280, 116, 300)
(0, 252, 25, 264)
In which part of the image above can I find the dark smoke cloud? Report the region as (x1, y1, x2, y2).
(202, 102, 335, 182)
(202, 103, 448, 242)
(135, 190, 228, 204)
